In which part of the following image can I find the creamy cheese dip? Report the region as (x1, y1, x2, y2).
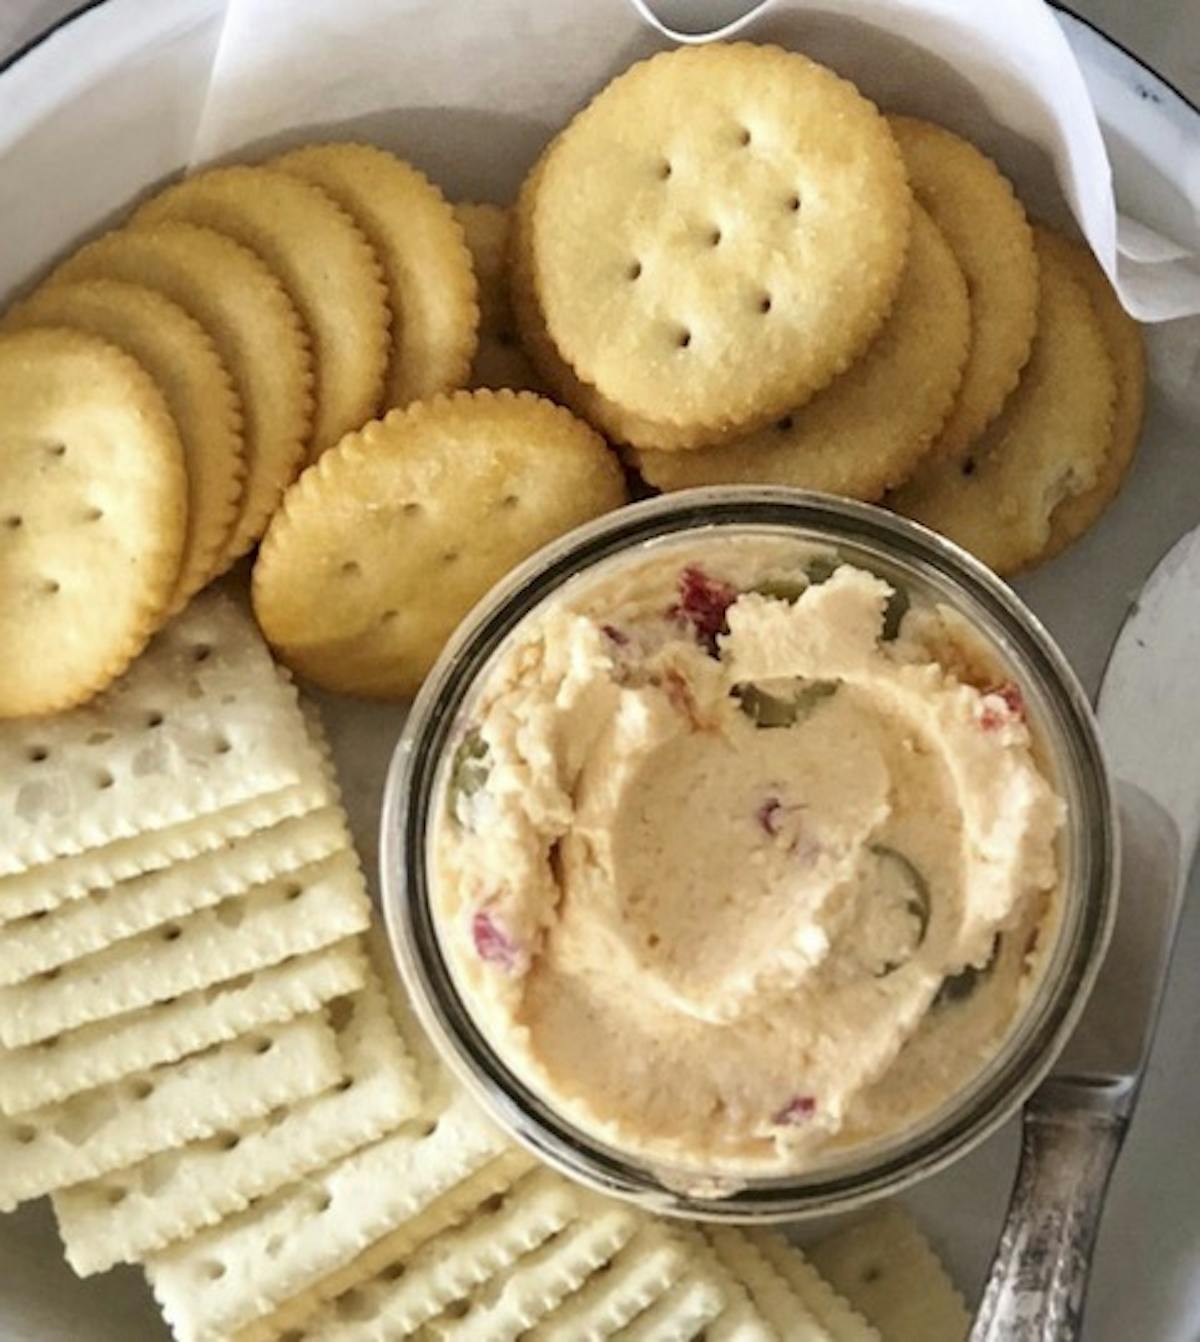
(431, 538, 1064, 1176)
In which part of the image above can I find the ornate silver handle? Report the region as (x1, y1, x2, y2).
(970, 1078, 1130, 1342)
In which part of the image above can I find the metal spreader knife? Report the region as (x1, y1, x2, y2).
(973, 525, 1200, 1340)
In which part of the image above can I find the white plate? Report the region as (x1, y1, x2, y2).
(1, 4, 1197, 1339)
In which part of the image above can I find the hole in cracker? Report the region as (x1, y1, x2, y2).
(335, 1077, 355, 1093)
(217, 1132, 241, 1151)
(314, 1190, 333, 1213)
(213, 736, 232, 755)
(192, 645, 212, 663)
(42, 579, 61, 596)
(707, 227, 722, 247)
(95, 770, 115, 790)
(676, 329, 692, 350)
(737, 126, 752, 146)
(500, 494, 519, 509)
(380, 609, 399, 625)
(420, 1119, 440, 1138)
(862, 1263, 883, 1284)
(441, 551, 460, 565)
(758, 295, 772, 314)
(41, 1036, 60, 1051)
(86, 730, 114, 746)
(657, 159, 672, 180)
(202, 1261, 226, 1281)
(776, 416, 795, 433)
(787, 192, 801, 212)
(284, 882, 303, 902)
(340, 560, 361, 577)
(145, 711, 165, 729)
(13, 1125, 36, 1145)
(162, 924, 183, 942)
(480, 1193, 507, 1214)
(47, 442, 67, 458)
(962, 458, 977, 477)
(130, 1080, 154, 1101)
(382, 1262, 405, 1283)
(337, 1290, 380, 1323)
(627, 260, 642, 280)
(40, 968, 62, 982)
(250, 1036, 274, 1056)
(83, 506, 104, 522)
(445, 1300, 471, 1320)
(215, 901, 245, 929)
(266, 1107, 288, 1128)
(105, 1186, 128, 1207)
(27, 746, 49, 763)
(4, 515, 21, 529)
(402, 502, 422, 517)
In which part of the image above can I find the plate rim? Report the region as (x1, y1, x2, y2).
(2, 0, 1198, 123)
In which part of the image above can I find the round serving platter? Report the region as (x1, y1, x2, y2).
(1, 3, 1198, 1338)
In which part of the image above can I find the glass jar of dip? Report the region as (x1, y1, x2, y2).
(380, 488, 1116, 1220)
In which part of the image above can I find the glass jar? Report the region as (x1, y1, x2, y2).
(380, 488, 1117, 1220)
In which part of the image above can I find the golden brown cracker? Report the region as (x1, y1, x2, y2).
(528, 43, 912, 432)
(888, 116, 1039, 461)
(510, 160, 728, 451)
(274, 143, 477, 409)
(1037, 231, 1146, 559)
(252, 390, 626, 699)
(0, 328, 186, 717)
(132, 165, 388, 459)
(47, 222, 313, 568)
(635, 205, 969, 499)
(454, 202, 542, 393)
(5, 278, 243, 608)
(891, 227, 1115, 575)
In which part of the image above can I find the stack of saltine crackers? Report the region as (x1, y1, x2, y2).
(0, 589, 965, 1340)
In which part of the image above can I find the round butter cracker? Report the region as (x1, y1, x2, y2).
(1038, 231, 1146, 561)
(454, 202, 542, 393)
(528, 43, 912, 432)
(252, 390, 626, 699)
(511, 159, 733, 452)
(274, 143, 477, 409)
(48, 222, 314, 569)
(132, 165, 388, 460)
(888, 116, 1039, 461)
(0, 328, 186, 717)
(890, 228, 1115, 575)
(635, 205, 970, 500)
(5, 278, 243, 609)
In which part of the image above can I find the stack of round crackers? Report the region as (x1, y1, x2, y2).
(2, 40, 1147, 720)
(503, 43, 1145, 579)
(0, 144, 485, 717)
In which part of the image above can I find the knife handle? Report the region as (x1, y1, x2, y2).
(969, 1079, 1129, 1342)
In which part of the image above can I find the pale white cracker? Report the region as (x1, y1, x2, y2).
(703, 1226, 830, 1340)
(54, 964, 420, 1273)
(0, 849, 371, 1047)
(0, 589, 324, 897)
(421, 1204, 640, 1342)
(0, 1012, 339, 1211)
(807, 1204, 971, 1342)
(525, 1219, 690, 1340)
(146, 1092, 513, 1342)
(612, 1270, 726, 1341)
(0, 807, 349, 986)
(0, 939, 364, 1116)
(294, 1168, 581, 1340)
(748, 1230, 880, 1342)
(679, 1228, 778, 1342)
(0, 777, 328, 924)
(250, 1152, 537, 1342)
